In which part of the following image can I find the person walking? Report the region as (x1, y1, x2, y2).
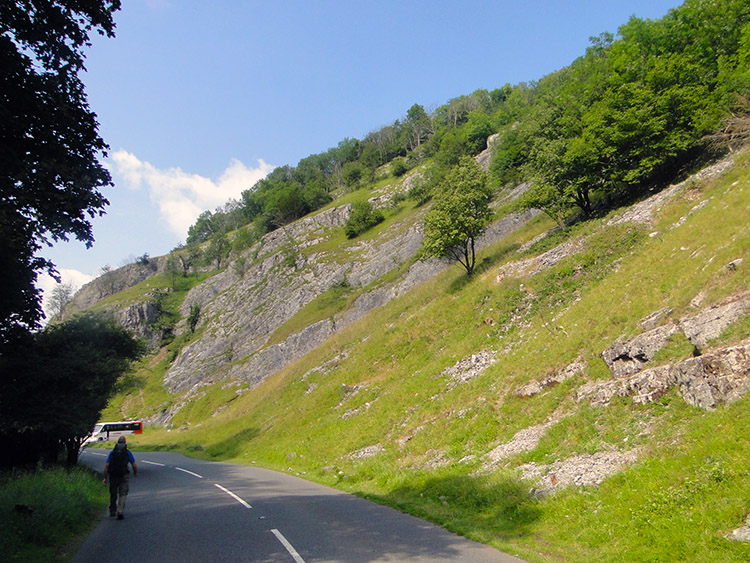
(102, 436, 138, 520)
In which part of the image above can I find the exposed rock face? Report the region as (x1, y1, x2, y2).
(164, 205, 426, 393)
(223, 319, 337, 389)
(673, 342, 750, 409)
(115, 301, 160, 348)
(164, 204, 538, 396)
(679, 292, 750, 349)
(602, 324, 680, 378)
(67, 258, 165, 312)
(590, 293, 750, 407)
(475, 133, 501, 171)
(607, 154, 735, 227)
(578, 340, 750, 410)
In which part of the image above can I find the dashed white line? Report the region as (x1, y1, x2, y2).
(214, 484, 252, 509)
(175, 467, 203, 478)
(141, 460, 165, 466)
(272, 529, 306, 563)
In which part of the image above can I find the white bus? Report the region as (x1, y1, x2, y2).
(82, 421, 143, 446)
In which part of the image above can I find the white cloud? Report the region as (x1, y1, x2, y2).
(110, 150, 273, 238)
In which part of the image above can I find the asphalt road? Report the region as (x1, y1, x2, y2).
(75, 449, 525, 562)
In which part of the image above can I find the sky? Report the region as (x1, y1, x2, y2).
(38, 0, 686, 312)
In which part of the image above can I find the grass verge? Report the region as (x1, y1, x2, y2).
(0, 466, 106, 562)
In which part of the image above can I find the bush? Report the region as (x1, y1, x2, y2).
(391, 157, 409, 177)
(344, 201, 385, 239)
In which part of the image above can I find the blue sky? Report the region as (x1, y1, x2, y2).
(40, 0, 685, 309)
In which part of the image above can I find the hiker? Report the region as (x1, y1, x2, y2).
(102, 436, 138, 520)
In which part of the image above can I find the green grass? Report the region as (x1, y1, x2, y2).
(0, 466, 107, 562)
(104, 153, 750, 561)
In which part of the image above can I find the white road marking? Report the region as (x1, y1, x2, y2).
(141, 460, 165, 466)
(214, 484, 252, 509)
(88, 452, 108, 457)
(175, 467, 203, 478)
(272, 529, 306, 563)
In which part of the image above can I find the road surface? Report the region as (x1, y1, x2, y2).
(75, 449, 525, 562)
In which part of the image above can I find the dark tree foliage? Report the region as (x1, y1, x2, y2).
(0, 314, 143, 468)
(0, 0, 121, 341)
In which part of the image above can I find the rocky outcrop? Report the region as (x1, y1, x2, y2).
(602, 324, 680, 378)
(578, 340, 750, 410)
(592, 292, 750, 399)
(442, 350, 496, 387)
(607, 154, 735, 227)
(679, 292, 750, 349)
(163, 202, 539, 397)
(67, 258, 166, 312)
(730, 515, 750, 542)
(115, 301, 160, 348)
(520, 449, 641, 492)
(475, 133, 501, 171)
(496, 237, 586, 281)
(164, 205, 425, 393)
(225, 319, 337, 390)
(673, 342, 750, 409)
(481, 420, 558, 471)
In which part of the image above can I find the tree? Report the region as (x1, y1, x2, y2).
(186, 210, 219, 245)
(404, 104, 433, 151)
(0, 1, 122, 342)
(187, 304, 201, 333)
(48, 282, 74, 319)
(205, 233, 230, 270)
(421, 157, 494, 276)
(176, 243, 203, 276)
(0, 314, 143, 467)
(164, 254, 180, 289)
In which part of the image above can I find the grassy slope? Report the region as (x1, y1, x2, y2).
(121, 153, 749, 561)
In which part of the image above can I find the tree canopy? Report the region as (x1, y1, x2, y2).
(0, 0, 121, 341)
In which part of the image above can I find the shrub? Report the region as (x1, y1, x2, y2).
(344, 201, 385, 239)
(392, 157, 409, 177)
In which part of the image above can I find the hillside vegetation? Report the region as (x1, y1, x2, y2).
(66, 1, 750, 561)
(113, 150, 749, 562)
